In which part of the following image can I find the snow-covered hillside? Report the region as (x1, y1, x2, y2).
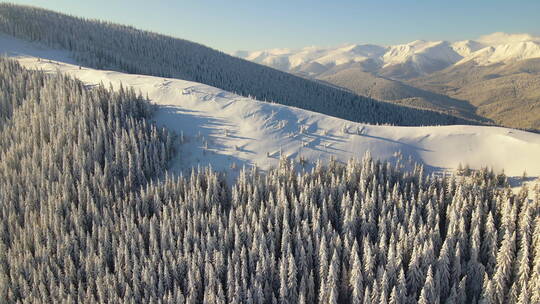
(236, 32, 540, 76)
(3, 44, 539, 182)
(4, 5, 474, 128)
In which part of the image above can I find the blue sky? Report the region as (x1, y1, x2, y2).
(7, 0, 540, 53)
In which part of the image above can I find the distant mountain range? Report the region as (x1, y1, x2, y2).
(235, 33, 540, 78)
(236, 33, 540, 130)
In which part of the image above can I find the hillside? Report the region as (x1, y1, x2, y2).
(1, 55, 540, 304)
(5, 38, 540, 181)
(411, 58, 540, 129)
(0, 3, 474, 127)
(318, 67, 487, 122)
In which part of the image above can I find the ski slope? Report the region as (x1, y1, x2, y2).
(2, 35, 540, 182)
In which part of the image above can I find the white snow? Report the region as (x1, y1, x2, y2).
(0, 34, 75, 64)
(382, 40, 461, 68)
(457, 41, 540, 66)
(3, 35, 540, 182)
(238, 44, 386, 72)
(450, 40, 485, 57)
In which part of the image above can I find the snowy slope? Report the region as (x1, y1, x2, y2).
(0, 34, 75, 63)
(450, 40, 485, 57)
(3, 36, 540, 181)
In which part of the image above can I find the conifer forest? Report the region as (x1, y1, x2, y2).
(1, 58, 539, 303)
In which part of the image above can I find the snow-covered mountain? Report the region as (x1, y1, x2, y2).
(240, 44, 386, 73)
(236, 32, 540, 77)
(476, 32, 540, 46)
(4, 35, 540, 181)
(450, 40, 485, 57)
(453, 32, 540, 65)
(456, 40, 540, 66)
(382, 40, 461, 68)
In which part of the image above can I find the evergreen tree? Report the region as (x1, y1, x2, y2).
(350, 241, 364, 304)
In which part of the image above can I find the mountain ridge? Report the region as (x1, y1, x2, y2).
(235, 32, 540, 77)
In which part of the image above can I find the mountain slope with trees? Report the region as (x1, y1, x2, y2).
(1, 57, 539, 303)
(9, 52, 540, 180)
(0, 3, 475, 127)
(410, 58, 540, 130)
(318, 67, 487, 122)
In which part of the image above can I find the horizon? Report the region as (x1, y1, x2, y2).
(5, 0, 540, 53)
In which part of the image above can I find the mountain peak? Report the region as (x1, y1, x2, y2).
(477, 32, 540, 46)
(408, 39, 427, 46)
